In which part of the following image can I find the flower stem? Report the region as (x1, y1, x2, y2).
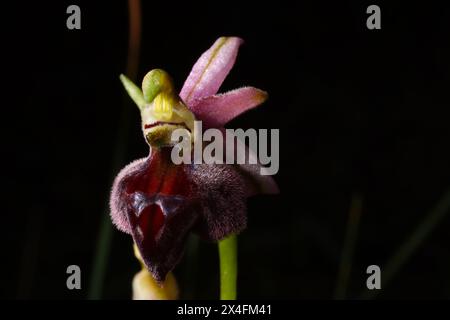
(218, 234, 238, 300)
(360, 188, 450, 299)
(334, 193, 363, 299)
(87, 0, 142, 299)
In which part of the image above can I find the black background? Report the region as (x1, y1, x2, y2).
(2, 1, 450, 299)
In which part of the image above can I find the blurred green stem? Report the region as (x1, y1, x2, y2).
(361, 189, 450, 299)
(183, 234, 200, 299)
(334, 193, 363, 299)
(87, 0, 142, 299)
(88, 215, 113, 299)
(218, 235, 238, 300)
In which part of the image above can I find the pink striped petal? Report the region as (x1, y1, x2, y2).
(215, 128, 280, 196)
(237, 164, 280, 196)
(232, 136, 280, 196)
(180, 37, 243, 106)
(190, 87, 268, 127)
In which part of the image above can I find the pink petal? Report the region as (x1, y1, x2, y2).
(190, 87, 268, 127)
(232, 136, 280, 196)
(236, 163, 280, 196)
(180, 37, 243, 106)
(214, 128, 279, 196)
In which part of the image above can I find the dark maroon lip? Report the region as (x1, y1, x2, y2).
(145, 121, 190, 131)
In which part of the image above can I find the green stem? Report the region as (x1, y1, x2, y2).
(183, 234, 200, 299)
(87, 0, 141, 299)
(334, 193, 363, 299)
(88, 214, 113, 299)
(218, 235, 238, 300)
(361, 189, 450, 299)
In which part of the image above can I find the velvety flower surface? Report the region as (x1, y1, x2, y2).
(110, 37, 278, 282)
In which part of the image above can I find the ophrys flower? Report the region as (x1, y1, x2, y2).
(110, 37, 278, 284)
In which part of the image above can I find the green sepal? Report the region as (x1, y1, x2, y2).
(120, 74, 146, 110)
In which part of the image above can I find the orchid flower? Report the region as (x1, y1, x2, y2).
(110, 37, 279, 297)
